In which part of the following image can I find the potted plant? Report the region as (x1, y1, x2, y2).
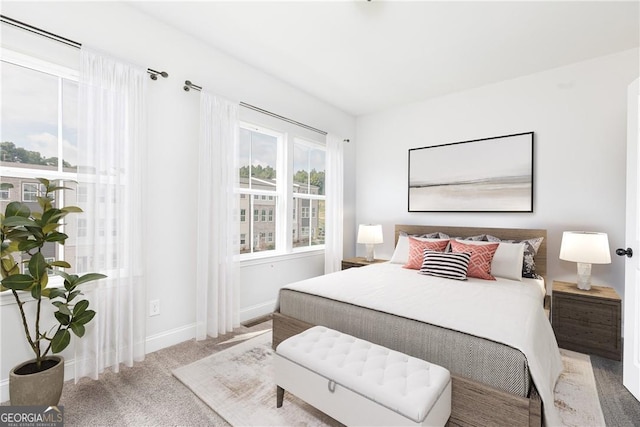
(1, 178, 106, 405)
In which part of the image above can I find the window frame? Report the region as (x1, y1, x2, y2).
(291, 137, 327, 251)
(237, 122, 284, 258)
(237, 122, 326, 261)
(0, 49, 79, 293)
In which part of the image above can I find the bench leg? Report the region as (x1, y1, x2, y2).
(276, 386, 285, 408)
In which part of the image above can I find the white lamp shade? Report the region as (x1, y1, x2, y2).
(357, 224, 383, 245)
(559, 231, 611, 264)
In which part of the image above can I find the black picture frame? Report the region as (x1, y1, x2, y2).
(408, 132, 534, 212)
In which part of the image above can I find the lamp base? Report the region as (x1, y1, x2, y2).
(364, 244, 375, 262)
(576, 262, 592, 290)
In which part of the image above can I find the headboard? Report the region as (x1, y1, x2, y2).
(394, 224, 547, 279)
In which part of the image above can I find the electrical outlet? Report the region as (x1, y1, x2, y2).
(149, 299, 160, 317)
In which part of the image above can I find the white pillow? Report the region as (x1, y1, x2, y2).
(390, 234, 449, 264)
(454, 239, 525, 281)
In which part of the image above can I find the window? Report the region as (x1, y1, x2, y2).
(238, 125, 280, 255)
(1, 51, 79, 275)
(77, 218, 87, 238)
(292, 138, 326, 249)
(240, 209, 246, 222)
(237, 121, 326, 258)
(22, 183, 42, 202)
(301, 206, 309, 219)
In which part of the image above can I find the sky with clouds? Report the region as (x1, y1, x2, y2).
(239, 127, 325, 178)
(1, 61, 78, 166)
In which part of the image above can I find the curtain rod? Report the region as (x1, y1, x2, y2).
(184, 80, 339, 138)
(0, 14, 169, 80)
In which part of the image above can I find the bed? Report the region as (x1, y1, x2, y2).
(273, 225, 562, 426)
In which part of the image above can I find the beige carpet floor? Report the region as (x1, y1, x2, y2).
(1, 320, 273, 426)
(173, 331, 605, 427)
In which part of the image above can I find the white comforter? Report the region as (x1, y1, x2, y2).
(281, 262, 563, 426)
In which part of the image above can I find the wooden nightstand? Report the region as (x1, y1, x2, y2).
(551, 280, 621, 360)
(341, 257, 388, 270)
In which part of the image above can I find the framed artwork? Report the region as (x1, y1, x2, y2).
(408, 132, 534, 212)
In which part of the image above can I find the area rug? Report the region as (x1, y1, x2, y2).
(173, 331, 604, 427)
(555, 349, 606, 427)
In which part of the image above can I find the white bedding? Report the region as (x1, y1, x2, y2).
(281, 262, 563, 426)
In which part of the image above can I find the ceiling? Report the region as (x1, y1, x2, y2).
(129, 1, 639, 117)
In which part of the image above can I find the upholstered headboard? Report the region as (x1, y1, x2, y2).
(394, 224, 547, 279)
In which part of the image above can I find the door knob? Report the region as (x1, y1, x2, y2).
(616, 247, 633, 258)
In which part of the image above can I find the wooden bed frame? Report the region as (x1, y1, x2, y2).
(273, 225, 548, 427)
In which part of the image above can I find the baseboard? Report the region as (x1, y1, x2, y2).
(240, 300, 276, 323)
(145, 323, 196, 354)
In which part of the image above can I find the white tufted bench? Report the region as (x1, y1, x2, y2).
(274, 326, 451, 426)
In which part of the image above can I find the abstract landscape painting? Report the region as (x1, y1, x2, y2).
(408, 132, 533, 212)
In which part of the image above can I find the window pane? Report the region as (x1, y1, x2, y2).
(239, 127, 278, 191)
(0, 178, 78, 274)
(312, 200, 325, 246)
(293, 143, 309, 194)
(250, 131, 277, 184)
(238, 192, 277, 254)
(310, 147, 326, 196)
(253, 198, 276, 253)
(292, 198, 310, 248)
(238, 195, 250, 254)
(62, 79, 78, 171)
(293, 141, 326, 196)
(1, 62, 60, 171)
(238, 128, 250, 188)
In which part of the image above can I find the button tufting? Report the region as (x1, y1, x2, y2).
(277, 325, 450, 424)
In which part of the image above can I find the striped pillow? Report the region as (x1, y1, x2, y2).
(419, 250, 471, 280)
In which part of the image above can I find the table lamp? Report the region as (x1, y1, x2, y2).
(559, 231, 611, 290)
(357, 224, 383, 262)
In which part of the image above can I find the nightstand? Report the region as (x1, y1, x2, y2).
(551, 280, 621, 360)
(341, 257, 388, 270)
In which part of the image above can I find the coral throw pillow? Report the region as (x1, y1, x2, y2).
(450, 240, 499, 280)
(403, 237, 449, 270)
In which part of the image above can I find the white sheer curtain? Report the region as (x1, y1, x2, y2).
(74, 48, 147, 380)
(324, 134, 345, 274)
(195, 90, 240, 340)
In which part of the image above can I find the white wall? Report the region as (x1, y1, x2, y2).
(355, 48, 639, 302)
(0, 1, 356, 402)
